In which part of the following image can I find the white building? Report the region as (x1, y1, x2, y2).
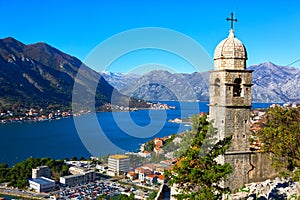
(135, 167, 153, 182)
(108, 154, 130, 176)
(69, 166, 88, 175)
(96, 164, 108, 173)
(28, 177, 55, 193)
(32, 166, 51, 179)
(138, 151, 151, 158)
(60, 174, 84, 186)
(60, 170, 95, 186)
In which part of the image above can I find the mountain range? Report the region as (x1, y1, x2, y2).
(249, 62, 300, 102)
(0, 37, 125, 110)
(101, 62, 300, 103)
(1, 36, 299, 110)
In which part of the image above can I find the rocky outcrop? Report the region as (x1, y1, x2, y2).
(230, 178, 300, 200)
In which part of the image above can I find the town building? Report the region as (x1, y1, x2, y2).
(60, 174, 85, 187)
(157, 175, 165, 184)
(138, 151, 151, 158)
(28, 177, 55, 193)
(154, 146, 163, 154)
(135, 167, 153, 181)
(32, 166, 51, 179)
(69, 166, 88, 175)
(154, 138, 163, 147)
(145, 174, 165, 185)
(145, 175, 158, 184)
(60, 170, 95, 187)
(209, 13, 253, 192)
(126, 171, 138, 180)
(96, 164, 108, 173)
(108, 154, 130, 176)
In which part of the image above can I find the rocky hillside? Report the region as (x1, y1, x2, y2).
(103, 62, 300, 103)
(119, 70, 209, 101)
(100, 71, 141, 91)
(0, 37, 125, 110)
(249, 62, 300, 103)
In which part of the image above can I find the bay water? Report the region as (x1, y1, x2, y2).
(0, 102, 275, 166)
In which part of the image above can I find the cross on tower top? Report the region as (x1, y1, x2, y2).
(226, 12, 238, 30)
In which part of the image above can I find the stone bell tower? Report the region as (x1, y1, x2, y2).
(209, 13, 253, 192)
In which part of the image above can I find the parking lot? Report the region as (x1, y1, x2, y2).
(51, 179, 156, 199)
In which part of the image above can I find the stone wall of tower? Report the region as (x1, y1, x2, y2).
(224, 153, 250, 190)
(224, 108, 250, 151)
(209, 106, 226, 141)
(210, 70, 253, 107)
(209, 114, 252, 191)
(223, 107, 252, 192)
(209, 105, 251, 141)
(209, 105, 252, 192)
(214, 58, 246, 70)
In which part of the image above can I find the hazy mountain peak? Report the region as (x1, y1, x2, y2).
(102, 63, 300, 103)
(100, 71, 141, 91)
(264, 61, 276, 66)
(145, 70, 172, 76)
(249, 61, 277, 69)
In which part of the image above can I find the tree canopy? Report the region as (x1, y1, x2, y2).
(258, 106, 300, 180)
(0, 157, 69, 188)
(166, 114, 232, 200)
(108, 193, 134, 200)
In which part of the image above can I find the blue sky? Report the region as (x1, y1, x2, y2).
(1, 0, 300, 73)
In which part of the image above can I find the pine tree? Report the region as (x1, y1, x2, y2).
(165, 114, 232, 200)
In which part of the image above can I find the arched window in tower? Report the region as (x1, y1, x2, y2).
(214, 78, 220, 96)
(233, 78, 242, 97)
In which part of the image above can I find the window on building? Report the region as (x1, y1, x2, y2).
(214, 78, 220, 96)
(233, 78, 242, 97)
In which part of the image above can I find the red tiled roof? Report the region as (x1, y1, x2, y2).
(146, 175, 156, 179)
(127, 171, 136, 176)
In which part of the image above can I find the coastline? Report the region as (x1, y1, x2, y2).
(0, 102, 176, 125)
(0, 188, 45, 199)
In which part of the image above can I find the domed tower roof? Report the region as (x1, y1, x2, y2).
(214, 29, 247, 60)
(213, 29, 247, 70)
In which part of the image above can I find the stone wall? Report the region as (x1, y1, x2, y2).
(248, 152, 278, 183)
(224, 152, 278, 192)
(224, 153, 251, 192)
(225, 108, 250, 151)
